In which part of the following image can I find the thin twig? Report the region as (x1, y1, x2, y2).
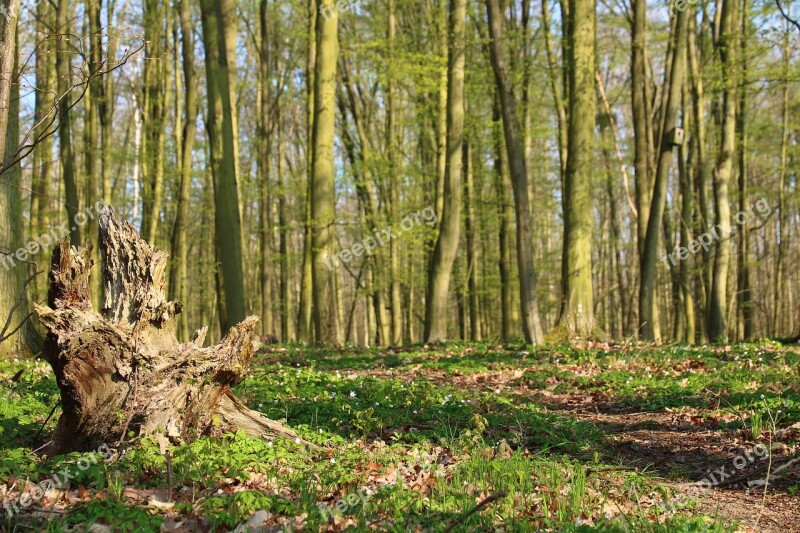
(34, 402, 59, 441)
(775, 0, 800, 33)
(445, 492, 506, 532)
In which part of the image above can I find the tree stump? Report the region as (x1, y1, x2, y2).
(35, 209, 300, 453)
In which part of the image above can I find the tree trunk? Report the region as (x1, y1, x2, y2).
(169, 0, 198, 342)
(387, 0, 403, 346)
(85, 0, 102, 306)
(258, 0, 274, 338)
(735, 0, 752, 340)
(141, 0, 167, 245)
(773, 20, 790, 338)
(298, 0, 316, 343)
(200, 0, 246, 335)
(486, 0, 545, 345)
(631, 0, 650, 257)
(0, 13, 34, 358)
(464, 141, 481, 341)
(424, 0, 466, 343)
(35, 209, 300, 454)
(541, 0, 567, 185)
(102, 0, 117, 207)
(639, 6, 687, 341)
(708, 0, 738, 342)
(434, 0, 448, 222)
(492, 95, 513, 340)
(558, 0, 596, 338)
(56, 0, 80, 245)
(31, 0, 53, 303)
(311, 0, 341, 344)
(687, 11, 709, 343)
(678, 81, 695, 343)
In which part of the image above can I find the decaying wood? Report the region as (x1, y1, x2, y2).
(35, 208, 301, 453)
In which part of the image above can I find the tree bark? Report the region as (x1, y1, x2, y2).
(486, 0, 544, 345)
(56, 0, 80, 245)
(424, 0, 466, 343)
(464, 141, 481, 341)
(558, 0, 597, 338)
(639, 7, 687, 341)
(773, 19, 790, 338)
(298, 0, 317, 343)
(708, 0, 738, 342)
(141, 0, 167, 245)
(200, 0, 247, 335)
(169, 0, 198, 342)
(311, 0, 341, 344)
(387, 0, 403, 346)
(31, 0, 53, 303)
(258, 0, 274, 338)
(492, 95, 514, 341)
(35, 209, 300, 454)
(0, 13, 35, 358)
(735, 0, 752, 340)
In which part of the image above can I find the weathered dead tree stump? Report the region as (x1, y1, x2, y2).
(35, 209, 299, 453)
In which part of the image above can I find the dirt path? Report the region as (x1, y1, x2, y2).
(353, 364, 800, 532)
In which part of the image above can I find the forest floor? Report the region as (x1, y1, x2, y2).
(1, 341, 799, 531)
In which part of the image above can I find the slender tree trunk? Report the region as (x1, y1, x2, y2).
(486, 0, 545, 344)
(259, 0, 274, 337)
(0, 0, 19, 165)
(598, 122, 628, 337)
(141, 0, 167, 245)
(31, 0, 53, 302)
(298, 0, 317, 343)
(541, 0, 568, 201)
(169, 0, 198, 342)
(102, 0, 117, 206)
(0, 11, 32, 357)
(56, 0, 80, 245)
(773, 21, 790, 338)
(424, 0, 466, 343)
(464, 141, 481, 340)
(85, 0, 103, 305)
(558, 0, 596, 337)
(735, 0, 752, 340)
(434, 0, 448, 222)
(707, 0, 738, 342)
(492, 96, 513, 340)
(631, 0, 650, 257)
(639, 7, 687, 341)
(387, 0, 402, 345)
(678, 83, 696, 342)
(278, 113, 292, 341)
(200, 0, 247, 334)
(687, 12, 709, 343)
(311, 0, 341, 344)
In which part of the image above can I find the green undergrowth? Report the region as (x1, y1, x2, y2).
(2, 341, 794, 531)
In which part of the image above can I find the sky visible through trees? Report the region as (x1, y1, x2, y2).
(0, 0, 798, 349)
